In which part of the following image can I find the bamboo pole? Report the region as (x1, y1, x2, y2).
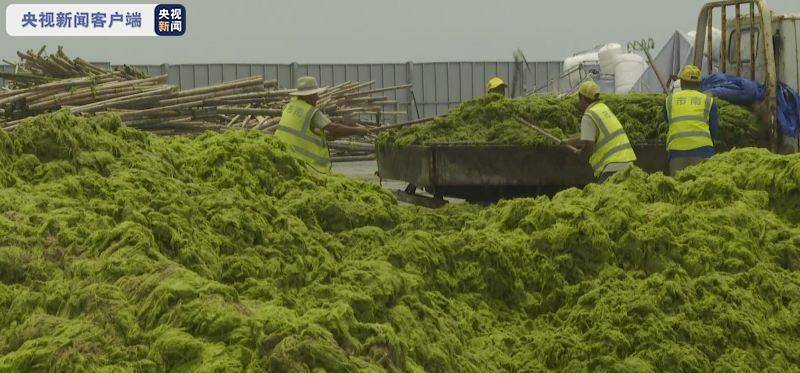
(28, 82, 168, 110)
(263, 123, 280, 132)
(75, 58, 108, 75)
(156, 85, 264, 106)
(40, 84, 165, 107)
(215, 107, 283, 116)
(372, 117, 436, 132)
(29, 87, 139, 110)
(0, 71, 54, 84)
(206, 98, 282, 106)
(5, 71, 119, 98)
(174, 76, 263, 97)
(328, 141, 375, 152)
(331, 154, 376, 162)
(239, 114, 252, 128)
(256, 117, 281, 130)
(114, 100, 204, 120)
(325, 80, 374, 96)
(340, 83, 413, 99)
(366, 111, 406, 115)
(70, 86, 177, 113)
(226, 114, 241, 127)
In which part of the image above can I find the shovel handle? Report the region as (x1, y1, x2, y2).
(512, 115, 581, 154)
(372, 116, 436, 132)
(565, 144, 582, 155)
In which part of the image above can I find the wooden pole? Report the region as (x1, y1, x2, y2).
(735, 4, 742, 76)
(721, 6, 728, 73)
(749, 2, 756, 80)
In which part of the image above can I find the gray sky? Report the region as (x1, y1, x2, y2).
(1, 0, 797, 64)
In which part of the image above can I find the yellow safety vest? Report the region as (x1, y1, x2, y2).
(666, 90, 714, 152)
(584, 102, 637, 177)
(274, 99, 331, 173)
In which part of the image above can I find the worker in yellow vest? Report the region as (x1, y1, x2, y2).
(487, 77, 507, 96)
(665, 65, 719, 176)
(275, 76, 369, 173)
(565, 81, 637, 183)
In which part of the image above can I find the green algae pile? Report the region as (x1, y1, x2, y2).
(1, 112, 800, 371)
(378, 94, 766, 149)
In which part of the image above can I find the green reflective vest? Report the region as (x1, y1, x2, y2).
(274, 99, 331, 173)
(666, 90, 714, 152)
(584, 102, 637, 177)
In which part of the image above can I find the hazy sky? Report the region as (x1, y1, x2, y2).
(1, 0, 797, 64)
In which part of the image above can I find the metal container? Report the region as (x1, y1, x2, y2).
(377, 142, 669, 202)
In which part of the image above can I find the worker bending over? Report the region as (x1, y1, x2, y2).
(275, 76, 369, 173)
(487, 77, 507, 96)
(566, 81, 637, 183)
(665, 65, 719, 176)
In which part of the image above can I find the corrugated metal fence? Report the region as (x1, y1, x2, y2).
(0, 61, 562, 120)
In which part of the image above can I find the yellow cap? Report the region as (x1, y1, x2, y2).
(679, 65, 702, 83)
(577, 80, 600, 100)
(487, 77, 507, 91)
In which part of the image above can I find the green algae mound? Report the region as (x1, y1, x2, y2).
(1, 111, 800, 372)
(378, 94, 765, 149)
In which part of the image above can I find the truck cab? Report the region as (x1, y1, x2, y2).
(693, 0, 799, 153)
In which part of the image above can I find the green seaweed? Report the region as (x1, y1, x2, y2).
(0, 111, 799, 371)
(378, 94, 766, 149)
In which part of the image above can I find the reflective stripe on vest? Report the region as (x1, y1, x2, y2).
(666, 90, 714, 152)
(274, 99, 331, 173)
(584, 102, 637, 177)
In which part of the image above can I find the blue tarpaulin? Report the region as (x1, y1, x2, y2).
(701, 72, 766, 104)
(778, 82, 800, 137)
(702, 73, 800, 138)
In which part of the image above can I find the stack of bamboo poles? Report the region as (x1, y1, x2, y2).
(103, 76, 283, 134)
(227, 81, 413, 132)
(0, 47, 420, 160)
(0, 46, 145, 87)
(228, 80, 414, 161)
